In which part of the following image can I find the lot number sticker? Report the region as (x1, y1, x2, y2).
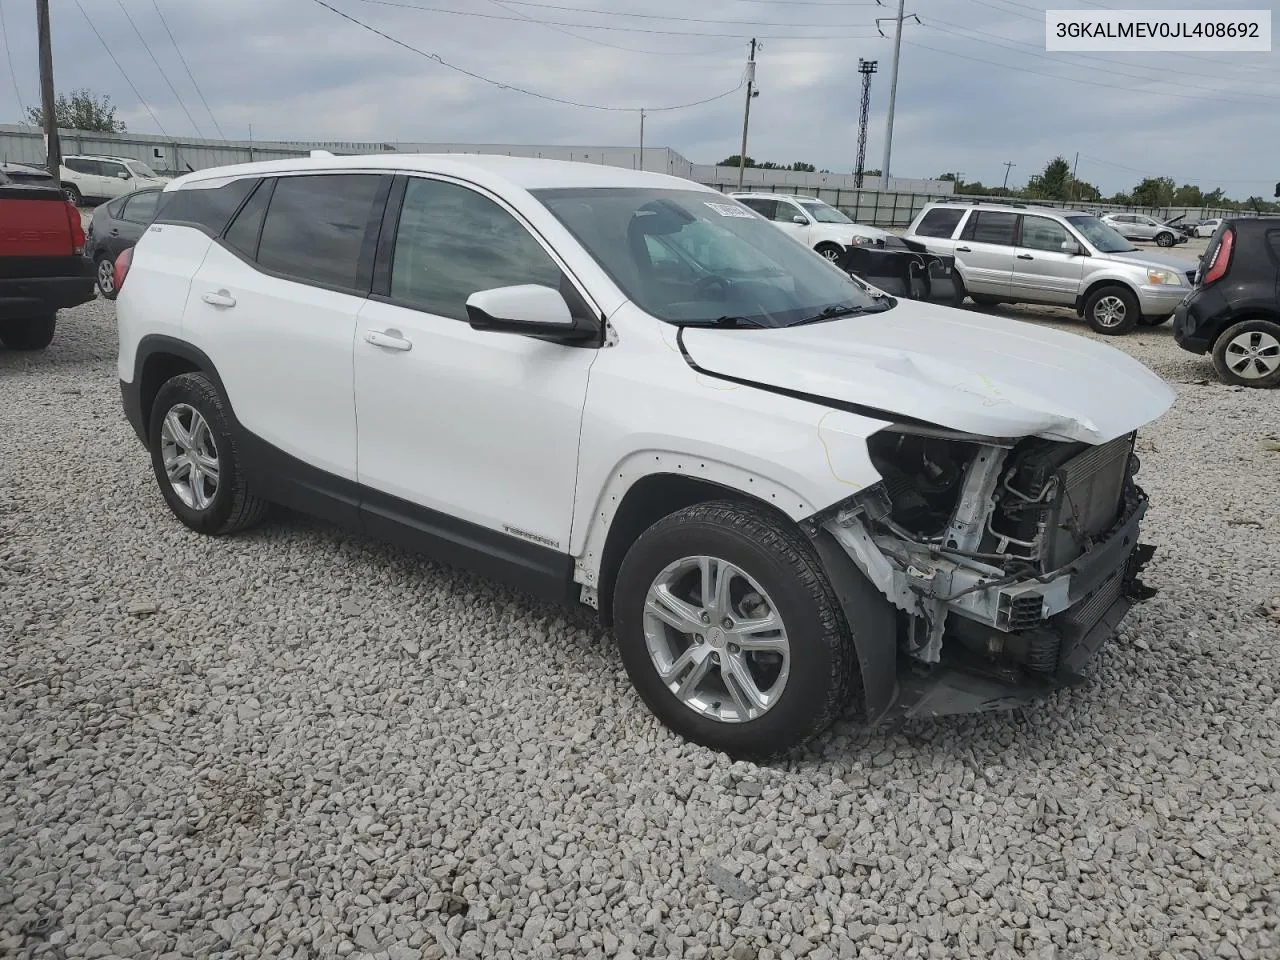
(704, 202, 755, 219)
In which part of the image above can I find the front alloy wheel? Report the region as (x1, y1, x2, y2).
(643, 555, 791, 723)
(613, 500, 861, 760)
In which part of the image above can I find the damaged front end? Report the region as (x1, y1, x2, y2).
(816, 424, 1157, 722)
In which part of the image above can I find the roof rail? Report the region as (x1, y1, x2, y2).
(940, 198, 1027, 209)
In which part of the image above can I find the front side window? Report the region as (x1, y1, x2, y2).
(798, 200, 853, 224)
(1019, 216, 1072, 252)
(776, 201, 808, 223)
(390, 177, 564, 321)
(1065, 215, 1137, 253)
(101, 162, 128, 180)
(965, 211, 1018, 246)
(915, 207, 965, 238)
(126, 160, 158, 178)
(534, 186, 887, 327)
(256, 174, 385, 292)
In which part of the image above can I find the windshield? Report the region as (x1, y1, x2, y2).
(126, 160, 158, 178)
(798, 200, 853, 224)
(1065, 215, 1137, 253)
(533, 187, 885, 327)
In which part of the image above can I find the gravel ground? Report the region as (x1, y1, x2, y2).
(3, 277, 1279, 960)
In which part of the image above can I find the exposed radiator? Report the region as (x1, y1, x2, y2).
(1043, 433, 1134, 569)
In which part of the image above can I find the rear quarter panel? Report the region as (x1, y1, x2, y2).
(116, 222, 213, 383)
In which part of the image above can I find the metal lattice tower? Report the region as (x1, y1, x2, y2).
(855, 59, 878, 188)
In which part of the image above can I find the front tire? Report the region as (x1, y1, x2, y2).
(815, 243, 844, 264)
(0, 314, 56, 350)
(612, 500, 857, 760)
(1083, 285, 1139, 335)
(95, 254, 118, 300)
(1156, 231, 1175, 247)
(1212, 319, 1280, 388)
(148, 372, 269, 535)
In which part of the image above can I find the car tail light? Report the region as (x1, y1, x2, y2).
(113, 246, 133, 293)
(1201, 228, 1233, 286)
(65, 201, 85, 255)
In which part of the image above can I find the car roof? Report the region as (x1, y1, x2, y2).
(170, 153, 712, 195)
(66, 154, 136, 163)
(730, 192, 823, 201)
(924, 199, 1093, 217)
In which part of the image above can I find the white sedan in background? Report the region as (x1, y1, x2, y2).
(730, 192, 892, 261)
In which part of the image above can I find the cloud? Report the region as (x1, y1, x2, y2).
(2, 0, 1275, 197)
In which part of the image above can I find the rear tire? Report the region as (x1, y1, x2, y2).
(971, 294, 1004, 308)
(1212, 319, 1280, 388)
(0, 314, 56, 350)
(1083, 285, 1139, 335)
(62, 183, 83, 205)
(148, 372, 269, 535)
(95, 254, 118, 300)
(612, 500, 858, 760)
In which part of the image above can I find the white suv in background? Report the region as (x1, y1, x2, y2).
(59, 154, 170, 205)
(730, 192, 891, 261)
(115, 155, 1173, 758)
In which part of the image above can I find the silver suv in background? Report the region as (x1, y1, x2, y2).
(905, 201, 1195, 335)
(1100, 212, 1187, 247)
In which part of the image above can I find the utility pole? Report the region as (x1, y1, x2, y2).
(737, 38, 758, 191)
(877, 0, 919, 192)
(1001, 161, 1015, 190)
(638, 108, 645, 172)
(36, 0, 61, 179)
(1070, 151, 1080, 202)
(854, 59, 877, 189)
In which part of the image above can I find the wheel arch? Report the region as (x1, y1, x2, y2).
(134, 336, 228, 447)
(1075, 277, 1140, 315)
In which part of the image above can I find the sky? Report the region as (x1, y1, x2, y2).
(0, 0, 1277, 198)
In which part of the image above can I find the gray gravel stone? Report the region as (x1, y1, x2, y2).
(3, 271, 1278, 960)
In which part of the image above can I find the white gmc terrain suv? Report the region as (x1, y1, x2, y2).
(116, 154, 1175, 758)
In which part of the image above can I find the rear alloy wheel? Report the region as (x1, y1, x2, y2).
(63, 183, 83, 205)
(0, 314, 56, 350)
(95, 255, 118, 300)
(613, 500, 858, 760)
(1156, 231, 1175, 247)
(1084, 285, 1139, 335)
(149, 372, 269, 534)
(1212, 319, 1280, 388)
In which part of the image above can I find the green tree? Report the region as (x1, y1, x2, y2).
(789, 161, 816, 173)
(718, 155, 755, 168)
(1130, 176, 1175, 207)
(1024, 156, 1073, 201)
(1172, 184, 1204, 207)
(25, 88, 126, 133)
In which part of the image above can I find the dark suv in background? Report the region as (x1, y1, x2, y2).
(1174, 217, 1280, 388)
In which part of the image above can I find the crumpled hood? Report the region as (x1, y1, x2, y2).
(681, 303, 1176, 444)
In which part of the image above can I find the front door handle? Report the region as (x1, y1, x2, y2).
(364, 329, 412, 352)
(1017, 254, 1034, 260)
(201, 290, 236, 308)
(955, 246, 972, 253)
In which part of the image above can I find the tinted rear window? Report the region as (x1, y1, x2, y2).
(915, 207, 965, 238)
(255, 173, 386, 293)
(157, 178, 259, 235)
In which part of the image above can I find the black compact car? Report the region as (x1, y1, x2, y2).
(83, 187, 163, 299)
(1173, 217, 1280, 388)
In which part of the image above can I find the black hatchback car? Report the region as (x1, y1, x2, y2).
(1174, 217, 1280, 388)
(84, 187, 163, 299)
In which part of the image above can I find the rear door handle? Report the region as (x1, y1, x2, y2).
(364, 329, 412, 352)
(1017, 254, 1034, 260)
(201, 290, 236, 308)
(955, 246, 971, 252)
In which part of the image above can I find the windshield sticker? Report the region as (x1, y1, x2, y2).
(704, 201, 755, 219)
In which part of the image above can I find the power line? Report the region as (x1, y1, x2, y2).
(472, 0, 877, 28)
(149, 0, 225, 138)
(479, 0, 739, 56)
(112, 0, 203, 136)
(354, 0, 878, 38)
(71, 0, 169, 135)
(311, 0, 746, 112)
(0, 0, 29, 120)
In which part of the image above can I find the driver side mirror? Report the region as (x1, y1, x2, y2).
(792, 215, 810, 225)
(465, 284, 596, 343)
(1060, 240, 1082, 256)
(117, 170, 131, 179)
